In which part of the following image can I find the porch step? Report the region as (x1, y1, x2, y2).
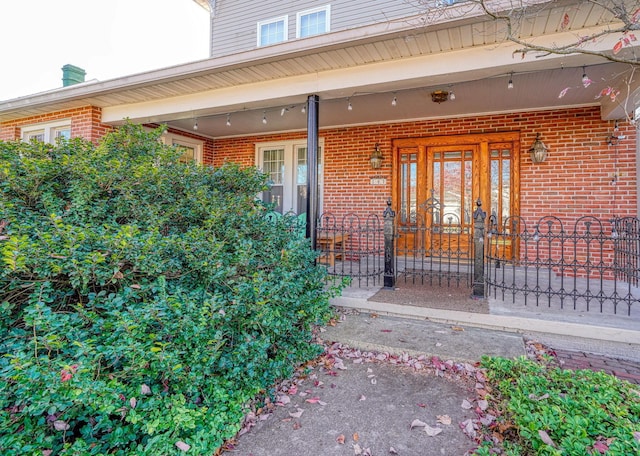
(322, 310, 526, 363)
(330, 295, 640, 362)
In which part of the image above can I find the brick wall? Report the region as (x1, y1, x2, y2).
(212, 106, 638, 228)
(0, 106, 113, 144)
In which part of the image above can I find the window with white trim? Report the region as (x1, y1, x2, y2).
(160, 132, 204, 164)
(257, 15, 288, 47)
(22, 120, 71, 144)
(256, 139, 323, 215)
(297, 5, 330, 38)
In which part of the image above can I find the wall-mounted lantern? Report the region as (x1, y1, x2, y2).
(529, 133, 548, 164)
(370, 143, 383, 169)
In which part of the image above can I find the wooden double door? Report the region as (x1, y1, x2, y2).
(392, 132, 520, 258)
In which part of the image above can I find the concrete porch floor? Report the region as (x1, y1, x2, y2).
(331, 283, 640, 362)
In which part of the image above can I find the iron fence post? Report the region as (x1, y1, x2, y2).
(383, 199, 396, 289)
(472, 199, 486, 297)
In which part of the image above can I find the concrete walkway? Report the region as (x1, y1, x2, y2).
(229, 314, 524, 456)
(229, 286, 640, 455)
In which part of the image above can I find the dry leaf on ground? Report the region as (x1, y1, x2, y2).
(538, 430, 557, 448)
(289, 408, 304, 418)
(175, 441, 190, 452)
(410, 419, 428, 429)
(424, 424, 443, 436)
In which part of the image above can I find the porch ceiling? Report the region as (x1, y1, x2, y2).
(0, 0, 636, 132)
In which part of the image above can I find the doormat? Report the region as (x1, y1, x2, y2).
(368, 280, 489, 314)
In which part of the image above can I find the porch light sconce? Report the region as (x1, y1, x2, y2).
(529, 133, 548, 164)
(370, 143, 383, 169)
(431, 90, 449, 104)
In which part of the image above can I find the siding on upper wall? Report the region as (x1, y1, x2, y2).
(209, 0, 424, 58)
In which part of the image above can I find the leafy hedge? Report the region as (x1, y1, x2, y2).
(0, 125, 337, 455)
(476, 357, 640, 455)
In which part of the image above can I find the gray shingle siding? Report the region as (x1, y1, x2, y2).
(209, 0, 424, 58)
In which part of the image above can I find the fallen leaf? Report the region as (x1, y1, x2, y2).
(411, 419, 427, 429)
(289, 408, 304, 418)
(337, 434, 345, 445)
(416, 403, 427, 408)
(288, 385, 298, 395)
(276, 394, 291, 405)
(129, 397, 137, 409)
(353, 443, 363, 455)
(634, 431, 640, 442)
(528, 393, 549, 401)
(538, 430, 557, 448)
(359, 395, 366, 401)
(424, 424, 443, 436)
(353, 432, 359, 442)
(141, 384, 151, 395)
(451, 326, 464, 331)
(175, 441, 190, 452)
(389, 447, 398, 454)
(381, 329, 392, 333)
(592, 440, 609, 454)
(53, 420, 69, 431)
(42, 451, 52, 456)
(130, 284, 141, 289)
(560, 12, 570, 30)
(461, 399, 473, 409)
(437, 415, 452, 425)
(477, 399, 488, 411)
(461, 419, 477, 439)
(293, 421, 301, 430)
(305, 397, 321, 404)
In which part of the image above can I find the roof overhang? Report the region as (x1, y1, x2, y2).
(1, 1, 638, 136)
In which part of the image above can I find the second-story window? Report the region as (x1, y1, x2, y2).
(257, 15, 288, 47)
(297, 5, 330, 38)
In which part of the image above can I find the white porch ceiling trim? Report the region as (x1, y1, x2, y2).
(103, 24, 624, 125)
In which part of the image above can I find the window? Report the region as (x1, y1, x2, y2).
(297, 5, 330, 38)
(22, 120, 71, 144)
(257, 15, 288, 47)
(256, 139, 323, 215)
(160, 132, 203, 163)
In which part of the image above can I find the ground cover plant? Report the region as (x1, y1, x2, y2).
(0, 125, 337, 455)
(474, 356, 640, 455)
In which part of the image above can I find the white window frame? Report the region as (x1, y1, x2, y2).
(296, 5, 330, 39)
(257, 15, 288, 47)
(160, 132, 204, 164)
(21, 119, 71, 144)
(256, 138, 324, 214)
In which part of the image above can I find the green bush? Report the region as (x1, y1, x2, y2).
(0, 125, 337, 455)
(477, 356, 640, 455)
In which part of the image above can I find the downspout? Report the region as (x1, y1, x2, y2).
(208, 0, 216, 57)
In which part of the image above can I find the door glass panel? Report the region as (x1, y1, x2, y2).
(296, 147, 308, 215)
(262, 148, 285, 213)
(400, 152, 417, 223)
(464, 160, 472, 224)
(490, 146, 512, 225)
(443, 161, 461, 224)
